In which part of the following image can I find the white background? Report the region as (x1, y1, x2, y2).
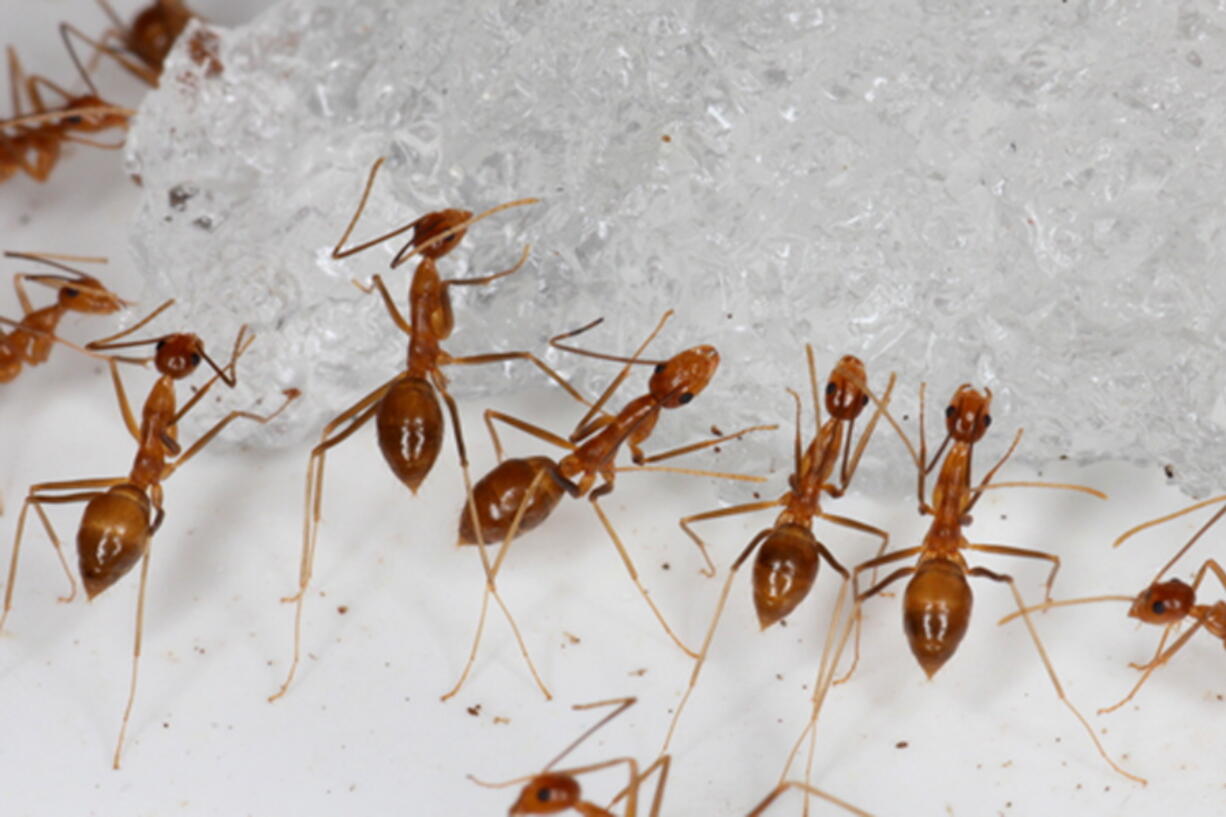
(0, 2, 1223, 815)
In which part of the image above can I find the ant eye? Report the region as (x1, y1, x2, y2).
(653, 363, 665, 375)
(63, 287, 79, 298)
(860, 394, 869, 407)
(945, 405, 955, 419)
(825, 382, 836, 396)
(1152, 600, 1165, 615)
(983, 415, 992, 428)
(156, 339, 167, 351)
(537, 788, 552, 802)
(66, 115, 83, 125)
(678, 392, 693, 405)
(190, 353, 202, 366)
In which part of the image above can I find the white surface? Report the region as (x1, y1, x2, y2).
(1, 3, 1224, 816)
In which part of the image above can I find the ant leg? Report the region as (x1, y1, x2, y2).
(60, 22, 159, 90)
(1126, 623, 1174, 671)
(969, 566, 1146, 785)
(161, 389, 299, 479)
(607, 754, 672, 817)
(483, 409, 576, 463)
(1126, 500, 1226, 584)
(443, 469, 552, 702)
(1099, 623, 1201, 715)
(269, 381, 391, 702)
(441, 242, 530, 289)
(88, 298, 176, 349)
(960, 428, 1025, 516)
(662, 530, 772, 752)
(588, 494, 697, 658)
(330, 157, 423, 259)
(1, 478, 124, 631)
(633, 423, 777, 466)
(966, 542, 1061, 603)
(745, 781, 874, 817)
(446, 350, 592, 410)
(832, 551, 923, 684)
(816, 511, 889, 584)
(353, 274, 413, 336)
(678, 498, 781, 578)
(112, 547, 151, 769)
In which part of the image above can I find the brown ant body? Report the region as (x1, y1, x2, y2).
(0, 300, 297, 767)
(470, 697, 671, 817)
(1, 46, 131, 184)
(446, 311, 770, 700)
(659, 348, 895, 751)
(1002, 496, 1226, 714)
(834, 382, 1142, 783)
(0, 252, 128, 382)
(269, 157, 583, 701)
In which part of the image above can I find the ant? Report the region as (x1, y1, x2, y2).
(269, 156, 587, 701)
(1, 45, 132, 184)
(1, 251, 130, 383)
(0, 299, 298, 768)
(659, 347, 895, 751)
(840, 382, 1143, 784)
(1000, 494, 1226, 714)
(60, 0, 198, 87)
(446, 310, 771, 700)
(469, 697, 671, 816)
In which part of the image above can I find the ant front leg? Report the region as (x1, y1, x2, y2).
(966, 542, 1060, 604)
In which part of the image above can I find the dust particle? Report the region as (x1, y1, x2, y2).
(661, 134, 671, 142)
(711, 425, 723, 436)
(661, 562, 671, 570)
(564, 632, 581, 644)
(628, 668, 648, 677)
(467, 704, 482, 717)
(895, 741, 908, 749)
(338, 605, 348, 614)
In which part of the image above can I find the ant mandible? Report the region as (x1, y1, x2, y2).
(269, 156, 587, 701)
(0, 299, 297, 768)
(0, 251, 130, 383)
(1001, 494, 1226, 714)
(446, 310, 771, 700)
(1, 45, 132, 184)
(469, 697, 671, 817)
(843, 382, 1143, 783)
(659, 347, 895, 752)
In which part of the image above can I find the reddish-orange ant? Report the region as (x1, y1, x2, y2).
(659, 347, 895, 751)
(446, 311, 771, 700)
(1001, 495, 1226, 714)
(269, 157, 587, 701)
(0, 45, 132, 184)
(1, 251, 130, 382)
(0, 299, 297, 767)
(833, 382, 1142, 783)
(469, 697, 671, 817)
(61, 0, 198, 87)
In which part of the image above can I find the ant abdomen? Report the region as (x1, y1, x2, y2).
(459, 457, 568, 545)
(903, 558, 972, 678)
(77, 485, 152, 599)
(752, 523, 820, 630)
(376, 375, 443, 494)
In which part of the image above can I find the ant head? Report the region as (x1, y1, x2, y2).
(131, 2, 193, 66)
(509, 773, 581, 815)
(825, 355, 869, 421)
(1129, 578, 1194, 625)
(944, 384, 992, 443)
(56, 275, 125, 314)
(154, 333, 204, 379)
(413, 209, 472, 260)
(649, 345, 719, 409)
(59, 97, 128, 133)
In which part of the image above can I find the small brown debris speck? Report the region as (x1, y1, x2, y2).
(467, 704, 482, 717)
(338, 605, 349, 614)
(163, 722, 170, 729)
(775, 673, 783, 680)
(494, 716, 510, 725)
(1001, 760, 1012, 768)
(564, 632, 581, 644)
(661, 562, 671, 570)
(1165, 464, 1176, 478)
(711, 425, 723, 436)
(661, 134, 671, 142)
(895, 741, 908, 749)
(628, 668, 648, 677)
(753, 492, 761, 499)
